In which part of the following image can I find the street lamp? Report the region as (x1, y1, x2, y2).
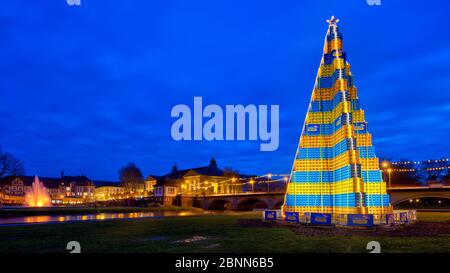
(267, 173, 272, 192)
(387, 168, 393, 188)
(381, 161, 390, 184)
(231, 177, 237, 194)
(249, 179, 255, 192)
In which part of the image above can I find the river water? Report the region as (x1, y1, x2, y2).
(0, 210, 215, 225)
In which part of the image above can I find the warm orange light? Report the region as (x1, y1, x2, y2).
(25, 176, 52, 207)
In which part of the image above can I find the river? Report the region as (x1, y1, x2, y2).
(0, 210, 218, 225)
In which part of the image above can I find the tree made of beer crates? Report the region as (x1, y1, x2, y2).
(283, 17, 393, 217)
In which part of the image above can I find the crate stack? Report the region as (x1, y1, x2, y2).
(283, 16, 393, 220)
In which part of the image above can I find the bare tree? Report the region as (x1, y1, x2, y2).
(391, 158, 420, 185)
(223, 167, 239, 178)
(118, 162, 144, 193)
(444, 166, 450, 181)
(420, 158, 449, 181)
(0, 147, 25, 178)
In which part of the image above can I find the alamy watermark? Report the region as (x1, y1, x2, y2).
(67, 0, 81, 6)
(66, 241, 81, 253)
(171, 97, 279, 152)
(366, 241, 381, 253)
(367, 0, 381, 5)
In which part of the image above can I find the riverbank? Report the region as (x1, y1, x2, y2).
(0, 211, 449, 253)
(0, 206, 204, 217)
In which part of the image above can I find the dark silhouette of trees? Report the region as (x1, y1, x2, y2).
(0, 147, 25, 178)
(390, 158, 420, 185)
(443, 167, 450, 182)
(223, 167, 239, 178)
(420, 158, 449, 181)
(118, 162, 144, 192)
(380, 157, 450, 185)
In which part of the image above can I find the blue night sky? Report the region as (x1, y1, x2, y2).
(1, 1, 449, 181)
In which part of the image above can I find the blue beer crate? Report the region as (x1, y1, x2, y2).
(310, 213, 332, 225)
(385, 214, 394, 225)
(398, 212, 409, 224)
(264, 210, 277, 221)
(284, 212, 300, 223)
(347, 214, 374, 227)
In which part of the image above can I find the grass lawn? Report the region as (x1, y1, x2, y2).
(0, 211, 449, 253)
(416, 211, 450, 222)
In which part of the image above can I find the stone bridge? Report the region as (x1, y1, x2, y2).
(387, 186, 450, 206)
(183, 186, 450, 210)
(192, 192, 285, 211)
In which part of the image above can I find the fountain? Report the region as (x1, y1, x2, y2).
(25, 176, 52, 207)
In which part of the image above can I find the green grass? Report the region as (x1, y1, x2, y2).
(0, 211, 449, 253)
(0, 206, 203, 217)
(416, 211, 450, 222)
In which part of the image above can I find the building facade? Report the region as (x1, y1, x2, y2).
(0, 175, 95, 205)
(94, 185, 125, 201)
(154, 184, 179, 205)
(153, 159, 250, 206)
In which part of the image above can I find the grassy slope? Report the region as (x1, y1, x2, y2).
(0, 212, 449, 253)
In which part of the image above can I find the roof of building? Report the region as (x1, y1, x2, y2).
(145, 175, 161, 181)
(93, 180, 121, 187)
(0, 176, 60, 188)
(155, 158, 255, 186)
(0, 175, 94, 188)
(60, 175, 94, 186)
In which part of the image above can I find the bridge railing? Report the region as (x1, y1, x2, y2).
(200, 191, 286, 197)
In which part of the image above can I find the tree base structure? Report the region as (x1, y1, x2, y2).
(263, 210, 416, 227)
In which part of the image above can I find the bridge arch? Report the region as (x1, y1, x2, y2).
(237, 197, 269, 211)
(391, 193, 450, 206)
(273, 199, 284, 209)
(207, 199, 233, 210)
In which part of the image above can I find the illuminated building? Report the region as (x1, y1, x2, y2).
(94, 185, 125, 201)
(0, 175, 95, 205)
(144, 176, 157, 193)
(283, 17, 393, 219)
(153, 159, 246, 206)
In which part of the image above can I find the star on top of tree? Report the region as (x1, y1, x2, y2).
(326, 16, 340, 26)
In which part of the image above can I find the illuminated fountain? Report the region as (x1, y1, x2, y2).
(25, 176, 52, 207)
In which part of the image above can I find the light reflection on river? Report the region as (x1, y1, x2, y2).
(0, 210, 211, 225)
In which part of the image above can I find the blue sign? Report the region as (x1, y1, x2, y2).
(347, 214, 374, 227)
(306, 124, 319, 132)
(284, 212, 299, 223)
(310, 213, 332, 225)
(264, 210, 277, 221)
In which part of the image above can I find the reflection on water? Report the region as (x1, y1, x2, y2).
(0, 210, 205, 225)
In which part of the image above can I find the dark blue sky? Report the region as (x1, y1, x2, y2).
(1, 1, 449, 181)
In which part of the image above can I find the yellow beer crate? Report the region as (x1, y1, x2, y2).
(355, 133, 372, 147)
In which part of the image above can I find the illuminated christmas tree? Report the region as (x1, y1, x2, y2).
(283, 16, 392, 220)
